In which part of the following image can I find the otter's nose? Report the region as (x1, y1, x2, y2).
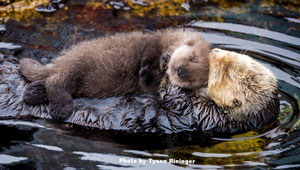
(212, 48, 220, 53)
(210, 48, 222, 58)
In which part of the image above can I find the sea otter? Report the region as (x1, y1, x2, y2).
(0, 51, 280, 134)
(19, 29, 210, 120)
(166, 43, 210, 89)
(164, 48, 278, 122)
(207, 48, 278, 120)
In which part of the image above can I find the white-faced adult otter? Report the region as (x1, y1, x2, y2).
(207, 48, 278, 120)
(19, 29, 210, 120)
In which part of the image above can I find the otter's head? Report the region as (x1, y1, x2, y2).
(166, 44, 210, 89)
(208, 48, 277, 118)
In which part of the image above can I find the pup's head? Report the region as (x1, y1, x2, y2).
(208, 48, 277, 118)
(167, 44, 210, 89)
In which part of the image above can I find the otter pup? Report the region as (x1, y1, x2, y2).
(166, 36, 210, 89)
(207, 48, 277, 120)
(20, 29, 210, 120)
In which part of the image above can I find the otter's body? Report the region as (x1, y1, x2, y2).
(165, 48, 278, 122)
(22, 32, 164, 98)
(20, 29, 210, 120)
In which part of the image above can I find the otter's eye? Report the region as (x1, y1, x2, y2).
(232, 99, 242, 107)
(226, 73, 230, 78)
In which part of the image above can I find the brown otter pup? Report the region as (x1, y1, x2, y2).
(20, 29, 210, 120)
(207, 48, 277, 120)
(166, 34, 211, 89)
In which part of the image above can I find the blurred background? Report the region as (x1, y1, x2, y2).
(0, 0, 300, 169)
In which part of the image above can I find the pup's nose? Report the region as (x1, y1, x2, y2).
(177, 67, 185, 78)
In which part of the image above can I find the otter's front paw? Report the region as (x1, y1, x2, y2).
(49, 91, 73, 121)
(160, 53, 170, 72)
(23, 80, 48, 105)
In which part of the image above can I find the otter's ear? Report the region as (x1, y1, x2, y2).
(186, 40, 194, 46)
(232, 99, 242, 107)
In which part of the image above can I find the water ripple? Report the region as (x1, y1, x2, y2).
(0, 42, 22, 50)
(200, 32, 300, 68)
(0, 154, 27, 164)
(190, 21, 300, 46)
(192, 152, 232, 158)
(0, 25, 5, 32)
(30, 143, 64, 152)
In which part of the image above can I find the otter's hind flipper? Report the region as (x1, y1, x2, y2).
(20, 58, 51, 81)
(23, 80, 48, 105)
(48, 89, 73, 121)
(45, 75, 74, 121)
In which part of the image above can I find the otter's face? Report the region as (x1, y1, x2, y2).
(208, 48, 277, 117)
(208, 48, 248, 109)
(167, 45, 209, 89)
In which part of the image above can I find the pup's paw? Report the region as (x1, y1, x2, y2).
(49, 91, 73, 121)
(23, 80, 48, 105)
(160, 53, 170, 72)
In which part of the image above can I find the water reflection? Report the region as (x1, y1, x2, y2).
(0, 24, 5, 31)
(0, 154, 27, 164)
(190, 20, 300, 46)
(200, 32, 300, 68)
(0, 120, 48, 129)
(30, 144, 64, 152)
(0, 42, 22, 50)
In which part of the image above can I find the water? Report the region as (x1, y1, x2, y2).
(0, 0, 299, 169)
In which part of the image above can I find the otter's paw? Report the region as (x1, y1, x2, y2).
(23, 80, 48, 105)
(49, 91, 74, 121)
(160, 53, 170, 72)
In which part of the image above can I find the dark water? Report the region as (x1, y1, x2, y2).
(0, 0, 300, 169)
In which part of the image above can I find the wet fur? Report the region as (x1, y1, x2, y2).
(20, 29, 210, 120)
(207, 48, 277, 120)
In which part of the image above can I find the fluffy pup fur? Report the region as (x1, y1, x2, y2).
(166, 33, 210, 89)
(20, 29, 210, 120)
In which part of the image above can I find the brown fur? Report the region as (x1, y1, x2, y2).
(20, 29, 210, 120)
(166, 34, 210, 89)
(207, 48, 277, 120)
